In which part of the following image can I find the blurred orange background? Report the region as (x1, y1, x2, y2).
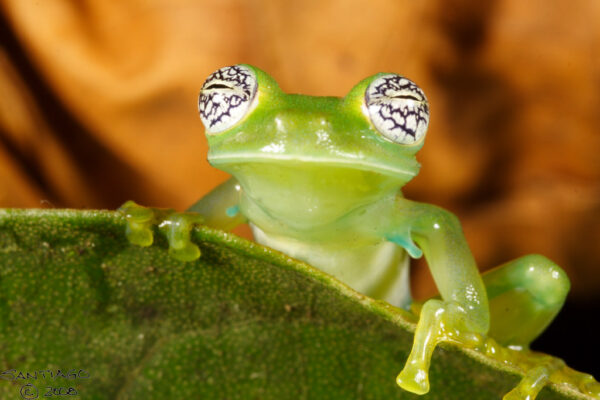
(1, 0, 598, 374)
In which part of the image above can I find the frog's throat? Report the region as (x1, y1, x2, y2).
(208, 153, 420, 181)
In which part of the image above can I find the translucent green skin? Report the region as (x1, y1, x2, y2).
(122, 65, 571, 398)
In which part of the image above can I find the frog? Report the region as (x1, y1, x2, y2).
(120, 64, 597, 399)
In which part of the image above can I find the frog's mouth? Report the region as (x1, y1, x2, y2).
(209, 153, 416, 228)
(208, 153, 420, 181)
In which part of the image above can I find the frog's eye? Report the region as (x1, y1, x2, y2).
(365, 74, 429, 145)
(198, 65, 258, 134)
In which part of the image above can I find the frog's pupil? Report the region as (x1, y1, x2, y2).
(205, 83, 232, 90)
(393, 95, 420, 101)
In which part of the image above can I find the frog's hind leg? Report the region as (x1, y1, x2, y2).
(483, 254, 569, 349)
(483, 255, 572, 400)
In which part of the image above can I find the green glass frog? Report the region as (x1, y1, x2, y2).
(121, 65, 597, 399)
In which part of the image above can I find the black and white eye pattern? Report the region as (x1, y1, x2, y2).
(198, 65, 258, 134)
(365, 74, 429, 145)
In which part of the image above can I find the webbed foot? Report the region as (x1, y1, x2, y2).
(119, 201, 204, 262)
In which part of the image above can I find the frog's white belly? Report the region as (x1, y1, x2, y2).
(251, 224, 411, 308)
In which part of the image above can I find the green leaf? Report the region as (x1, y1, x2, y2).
(0, 209, 592, 399)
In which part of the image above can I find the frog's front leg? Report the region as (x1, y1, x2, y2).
(120, 177, 245, 261)
(391, 199, 490, 395)
(186, 177, 246, 230)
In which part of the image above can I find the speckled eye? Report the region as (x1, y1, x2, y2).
(365, 74, 429, 145)
(198, 65, 258, 134)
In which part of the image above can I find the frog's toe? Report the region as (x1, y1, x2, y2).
(396, 364, 430, 395)
(169, 242, 201, 262)
(502, 364, 550, 400)
(162, 212, 204, 262)
(119, 200, 158, 247)
(583, 378, 600, 397)
(125, 224, 154, 247)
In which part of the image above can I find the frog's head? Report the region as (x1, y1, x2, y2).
(198, 64, 429, 228)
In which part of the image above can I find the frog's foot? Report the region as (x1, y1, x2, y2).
(119, 201, 204, 262)
(482, 337, 600, 400)
(397, 299, 486, 395)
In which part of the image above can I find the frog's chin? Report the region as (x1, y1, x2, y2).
(208, 153, 419, 182)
